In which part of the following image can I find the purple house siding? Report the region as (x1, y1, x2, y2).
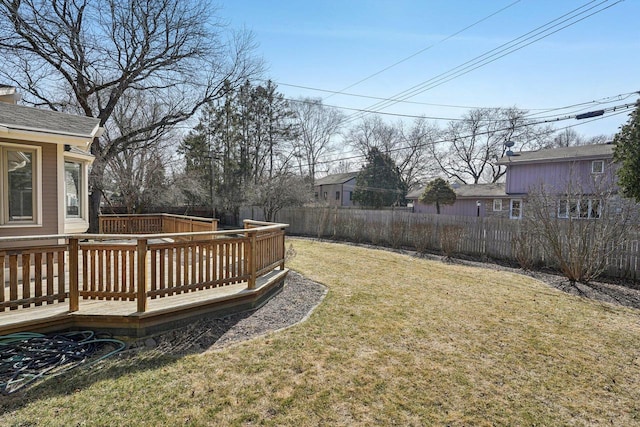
(503, 145, 617, 196)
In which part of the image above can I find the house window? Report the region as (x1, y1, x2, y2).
(335, 191, 340, 201)
(1, 144, 41, 225)
(65, 161, 82, 218)
(323, 192, 327, 200)
(510, 199, 522, 219)
(493, 199, 502, 211)
(592, 160, 604, 174)
(349, 191, 353, 201)
(558, 198, 601, 219)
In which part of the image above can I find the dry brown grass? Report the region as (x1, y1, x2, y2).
(3, 238, 640, 426)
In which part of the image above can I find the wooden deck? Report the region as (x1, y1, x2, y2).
(0, 218, 289, 337)
(0, 268, 288, 337)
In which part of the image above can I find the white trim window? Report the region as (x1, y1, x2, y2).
(1, 144, 42, 226)
(64, 161, 83, 218)
(493, 199, 502, 211)
(591, 160, 604, 174)
(558, 198, 601, 219)
(510, 199, 522, 219)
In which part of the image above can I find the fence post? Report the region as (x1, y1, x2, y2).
(69, 237, 79, 312)
(248, 230, 257, 290)
(137, 238, 148, 312)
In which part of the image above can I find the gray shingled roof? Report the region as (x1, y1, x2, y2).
(0, 102, 101, 138)
(407, 183, 506, 200)
(315, 172, 358, 185)
(496, 143, 614, 165)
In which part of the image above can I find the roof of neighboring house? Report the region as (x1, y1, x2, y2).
(0, 102, 103, 141)
(496, 143, 614, 165)
(315, 172, 358, 186)
(407, 183, 506, 200)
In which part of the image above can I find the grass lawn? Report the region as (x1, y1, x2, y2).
(2, 238, 640, 426)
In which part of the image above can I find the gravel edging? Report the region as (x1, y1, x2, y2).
(128, 271, 327, 355)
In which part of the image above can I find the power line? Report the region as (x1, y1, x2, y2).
(322, 0, 522, 101)
(344, 0, 622, 125)
(310, 103, 634, 168)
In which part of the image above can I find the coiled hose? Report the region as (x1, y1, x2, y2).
(0, 331, 126, 395)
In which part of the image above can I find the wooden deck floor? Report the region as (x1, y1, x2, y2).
(0, 268, 288, 337)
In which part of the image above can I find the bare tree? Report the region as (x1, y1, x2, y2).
(430, 107, 553, 184)
(346, 115, 438, 190)
(548, 128, 611, 148)
(522, 165, 637, 283)
(0, 0, 261, 230)
(290, 98, 344, 185)
(249, 173, 312, 222)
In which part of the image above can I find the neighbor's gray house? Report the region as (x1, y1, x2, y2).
(409, 143, 617, 219)
(0, 86, 104, 240)
(314, 172, 358, 207)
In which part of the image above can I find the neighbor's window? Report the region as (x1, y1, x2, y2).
(349, 191, 353, 201)
(592, 160, 604, 174)
(493, 199, 502, 211)
(558, 198, 601, 219)
(65, 161, 82, 218)
(323, 191, 327, 200)
(335, 191, 340, 200)
(510, 199, 522, 219)
(2, 145, 40, 224)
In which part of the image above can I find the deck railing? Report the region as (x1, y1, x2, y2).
(0, 219, 287, 314)
(99, 213, 218, 235)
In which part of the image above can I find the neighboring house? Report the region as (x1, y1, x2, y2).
(0, 86, 104, 239)
(497, 143, 616, 219)
(314, 172, 358, 207)
(407, 183, 508, 218)
(409, 143, 617, 219)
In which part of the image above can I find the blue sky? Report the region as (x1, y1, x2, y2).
(218, 0, 639, 139)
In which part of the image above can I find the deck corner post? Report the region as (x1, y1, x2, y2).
(69, 237, 79, 312)
(248, 230, 257, 290)
(137, 238, 148, 312)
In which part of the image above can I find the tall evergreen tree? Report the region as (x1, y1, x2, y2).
(352, 148, 406, 208)
(613, 100, 640, 202)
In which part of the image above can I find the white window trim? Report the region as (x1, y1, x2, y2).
(558, 197, 602, 219)
(510, 199, 522, 219)
(493, 199, 502, 211)
(62, 150, 93, 233)
(0, 142, 42, 227)
(591, 160, 604, 174)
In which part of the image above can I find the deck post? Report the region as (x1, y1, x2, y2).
(248, 230, 257, 290)
(69, 237, 79, 312)
(137, 238, 148, 312)
(280, 228, 286, 270)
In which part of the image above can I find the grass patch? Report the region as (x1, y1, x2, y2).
(2, 238, 640, 425)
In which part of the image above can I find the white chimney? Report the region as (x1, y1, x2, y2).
(0, 85, 21, 104)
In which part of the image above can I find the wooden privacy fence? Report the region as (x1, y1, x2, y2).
(241, 206, 640, 279)
(0, 219, 287, 313)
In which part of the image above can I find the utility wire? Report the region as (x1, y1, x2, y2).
(322, 0, 522, 101)
(345, 0, 622, 125)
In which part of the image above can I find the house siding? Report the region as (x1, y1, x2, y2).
(315, 178, 357, 207)
(506, 159, 617, 195)
(413, 198, 487, 217)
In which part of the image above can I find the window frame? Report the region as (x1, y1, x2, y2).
(335, 191, 340, 201)
(509, 199, 522, 219)
(0, 143, 42, 227)
(558, 197, 602, 219)
(591, 160, 604, 174)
